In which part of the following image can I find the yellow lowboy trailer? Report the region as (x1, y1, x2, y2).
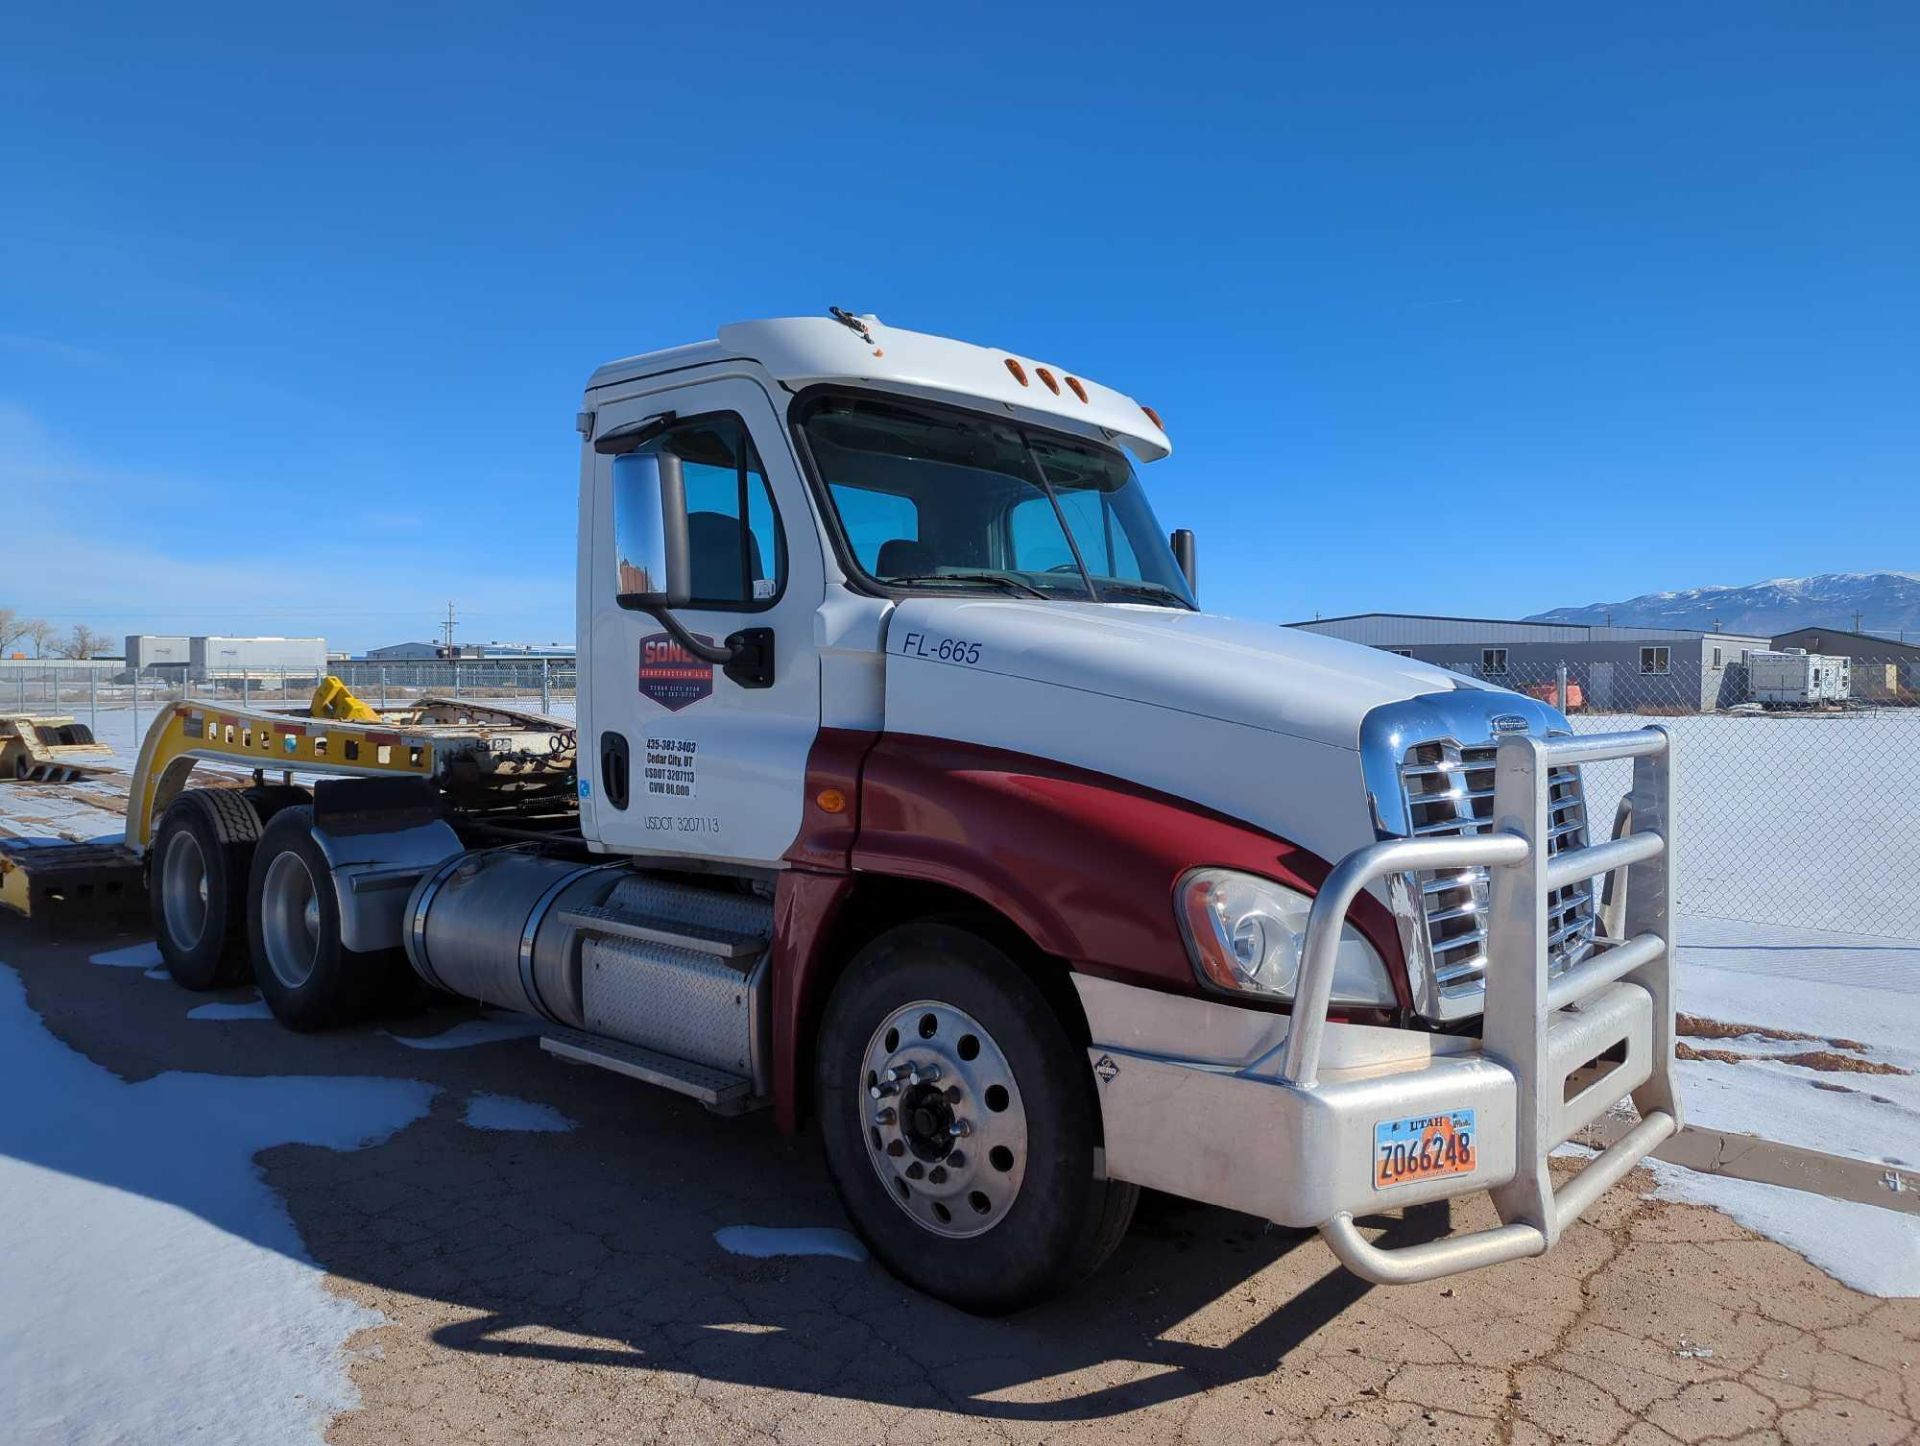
(0, 688, 578, 921)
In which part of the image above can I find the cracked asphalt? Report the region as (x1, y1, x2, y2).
(7, 916, 1916, 1445)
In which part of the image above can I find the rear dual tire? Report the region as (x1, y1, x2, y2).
(247, 806, 413, 1030)
(150, 790, 263, 988)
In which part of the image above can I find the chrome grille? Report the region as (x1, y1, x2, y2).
(1399, 740, 1598, 998)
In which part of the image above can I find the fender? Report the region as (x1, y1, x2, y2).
(770, 730, 1407, 1132)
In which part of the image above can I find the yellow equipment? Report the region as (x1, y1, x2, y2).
(309, 675, 381, 723)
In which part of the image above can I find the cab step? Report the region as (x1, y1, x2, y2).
(540, 1025, 758, 1115)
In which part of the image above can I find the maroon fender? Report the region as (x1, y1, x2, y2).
(770, 729, 1407, 1133)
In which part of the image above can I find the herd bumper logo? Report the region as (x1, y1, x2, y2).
(638, 633, 714, 711)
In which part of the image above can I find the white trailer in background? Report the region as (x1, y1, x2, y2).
(189, 636, 328, 684)
(125, 635, 192, 676)
(1747, 649, 1850, 708)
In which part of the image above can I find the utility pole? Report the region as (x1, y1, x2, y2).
(1852, 609, 1864, 634)
(441, 601, 459, 657)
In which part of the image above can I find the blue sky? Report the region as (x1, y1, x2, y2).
(3, 3, 1916, 652)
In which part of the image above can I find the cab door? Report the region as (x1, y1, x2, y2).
(581, 374, 824, 866)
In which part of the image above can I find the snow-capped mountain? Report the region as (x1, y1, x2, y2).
(1529, 572, 1920, 638)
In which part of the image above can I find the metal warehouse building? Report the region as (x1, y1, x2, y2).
(1290, 614, 1772, 712)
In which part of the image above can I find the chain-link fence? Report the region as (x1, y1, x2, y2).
(0, 658, 576, 715)
(1449, 654, 1920, 943)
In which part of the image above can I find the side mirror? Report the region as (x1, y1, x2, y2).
(1170, 528, 1198, 597)
(612, 452, 690, 609)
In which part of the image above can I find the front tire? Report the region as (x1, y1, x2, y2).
(816, 923, 1136, 1313)
(247, 805, 404, 1030)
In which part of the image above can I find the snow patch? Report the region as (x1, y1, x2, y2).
(713, 1225, 869, 1262)
(1645, 1159, 1920, 1298)
(462, 1093, 574, 1133)
(383, 1016, 544, 1051)
(0, 962, 436, 1443)
(90, 941, 162, 969)
(187, 997, 276, 1023)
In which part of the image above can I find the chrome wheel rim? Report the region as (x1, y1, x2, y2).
(159, 830, 210, 951)
(860, 1000, 1028, 1239)
(261, 850, 320, 989)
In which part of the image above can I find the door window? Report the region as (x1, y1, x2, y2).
(657, 416, 784, 608)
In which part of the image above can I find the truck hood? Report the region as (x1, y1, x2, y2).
(886, 598, 1475, 752)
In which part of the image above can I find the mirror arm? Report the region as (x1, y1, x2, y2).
(643, 604, 731, 665)
(643, 605, 776, 690)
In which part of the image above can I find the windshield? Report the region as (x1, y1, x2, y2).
(798, 392, 1196, 607)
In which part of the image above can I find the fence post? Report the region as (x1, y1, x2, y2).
(90, 667, 97, 734)
(540, 657, 551, 713)
(1557, 662, 1569, 714)
(454, 661, 461, 699)
(242, 671, 250, 707)
(380, 667, 387, 709)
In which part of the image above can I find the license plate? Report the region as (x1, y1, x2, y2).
(1373, 1109, 1476, 1189)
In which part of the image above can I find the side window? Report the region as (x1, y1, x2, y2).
(1640, 646, 1670, 675)
(828, 483, 920, 573)
(660, 417, 783, 608)
(1008, 491, 1141, 577)
(1481, 648, 1509, 676)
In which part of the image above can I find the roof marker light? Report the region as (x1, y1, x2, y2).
(1141, 404, 1166, 430)
(1004, 358, 1029, 386)
(1035, 366, 1061, 395)
(1064, 375, 1088, 403)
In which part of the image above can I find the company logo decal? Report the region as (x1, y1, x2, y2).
(638, 633, 715, 712)
(1490, 713, 1531, 734)
(1093, 1054, 1119, 1086)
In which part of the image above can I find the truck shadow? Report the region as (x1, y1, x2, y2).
(2, 918, 1449, 1426)
(410, 1198, 1447, 1422)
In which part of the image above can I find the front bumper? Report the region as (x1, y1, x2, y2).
(1080, 726, 1681, 1285)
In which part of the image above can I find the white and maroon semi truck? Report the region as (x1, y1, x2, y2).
(127, 313, 1680, 1312)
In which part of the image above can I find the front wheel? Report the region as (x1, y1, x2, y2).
(816, 923, 1136, 1313)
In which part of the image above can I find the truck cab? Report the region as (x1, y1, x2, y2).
(134, 313, 1681, 1312)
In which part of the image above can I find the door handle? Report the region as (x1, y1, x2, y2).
(599, 731, 630, 811)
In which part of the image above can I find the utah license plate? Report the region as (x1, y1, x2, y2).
(1373, 1109, 1476, 1189)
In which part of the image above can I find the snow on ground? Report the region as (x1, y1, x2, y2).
(713, 1226, 869, 1263)
(1673, 916, 1920, 1167)
(187, 996, 276, 1022)
(384, 1016, 545, 1051)
(462, 1093, 575, 1133)
(1644, 1158, 1920, 1298)
(0, 963, 435, 1445)
(90, 942, 162, 969)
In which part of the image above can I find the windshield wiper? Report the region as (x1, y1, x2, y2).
(884, 571, 1053, 599)
(1096, 580, 1197, 610)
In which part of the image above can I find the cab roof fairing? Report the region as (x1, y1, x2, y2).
(583, 315, 1172, 463)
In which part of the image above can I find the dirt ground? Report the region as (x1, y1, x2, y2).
(6, 914, 1915, 1446)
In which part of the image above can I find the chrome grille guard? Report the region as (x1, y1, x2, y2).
(1265, 727, 1680, 1285)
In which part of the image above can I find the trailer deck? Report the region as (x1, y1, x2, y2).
(0, 691, 578, 919)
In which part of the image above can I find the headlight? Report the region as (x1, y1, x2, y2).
(1176, 868, 1396, 1007)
